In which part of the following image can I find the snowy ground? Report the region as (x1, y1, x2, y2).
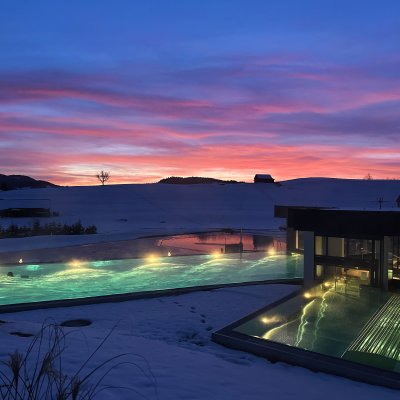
(1, 284, 398, 400)
(1, 179, 400, 398)
(1, 178, 399, 253)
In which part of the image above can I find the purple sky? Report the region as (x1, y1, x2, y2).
(1, 0, 399, 184)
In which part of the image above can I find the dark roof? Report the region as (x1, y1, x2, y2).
(255, 174, 273, 179)
(287, 208, 400, 237)
(274, 205, 335, 218)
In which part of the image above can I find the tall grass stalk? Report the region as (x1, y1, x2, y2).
(0, 323, 157, 400)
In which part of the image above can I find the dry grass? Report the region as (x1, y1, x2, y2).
(0, 323, 157, 400)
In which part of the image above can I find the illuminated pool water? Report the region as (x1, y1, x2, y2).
(234, 285, 400, 372)
(0, 253, 303, 306)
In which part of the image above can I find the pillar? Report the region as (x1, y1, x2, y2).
(303, 231, 315, 288)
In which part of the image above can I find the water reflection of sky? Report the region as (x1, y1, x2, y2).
(159, 232, 286, 254)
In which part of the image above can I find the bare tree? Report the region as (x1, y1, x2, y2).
(364, 173, 373, 180)
(96, 170, 110, 185)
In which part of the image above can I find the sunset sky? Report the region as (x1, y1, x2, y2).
(1, 0, 399, 185)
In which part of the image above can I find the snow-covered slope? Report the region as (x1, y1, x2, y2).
(1, 178, 399, 252)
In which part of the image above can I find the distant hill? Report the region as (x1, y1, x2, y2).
(158, 176, 243, 185)
(0, 174, 58, 191)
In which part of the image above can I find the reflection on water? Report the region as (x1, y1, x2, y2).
(158, 231, 286, 255)
(0, 231, 286, 264)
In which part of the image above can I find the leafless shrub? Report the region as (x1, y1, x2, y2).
(0, 323, 157, 400)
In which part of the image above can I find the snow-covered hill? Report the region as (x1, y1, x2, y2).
(1, 178, 399, 253)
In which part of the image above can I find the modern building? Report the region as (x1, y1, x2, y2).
(285, 208, 400, 291)
(213, 208, 400, 390)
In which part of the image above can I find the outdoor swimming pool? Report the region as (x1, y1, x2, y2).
(0, 252, 303, 306)
(235, 286, 388, 353)
(214, 284, 400, 388)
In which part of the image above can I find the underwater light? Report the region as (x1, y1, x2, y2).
(68, 259, 85, 268)
(212, 252, 222, 259)
(260, 316, 281, 324)
(146, 254, 159, 263)
(267, 248, 276, 256)
(303, 292, 312, 299)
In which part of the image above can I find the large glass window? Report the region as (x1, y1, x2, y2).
(345, 239, 373, 258)
(375, 240, 380, 262)
(321, 265, 371, 294)
(295, 230, 304, 251)
(315, 236, 326, 256)
(315, 264, 324, 279)
(328, 237, 344, 257)
(316, 237, 379, 262)
(390, 236, 400, 280)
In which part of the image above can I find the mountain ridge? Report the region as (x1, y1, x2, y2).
(158, 176, 243, 184)
(0, 174, 58, 191)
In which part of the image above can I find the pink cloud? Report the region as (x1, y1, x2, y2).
(2, 140, 399, 186)
(1, 58, 400, 185)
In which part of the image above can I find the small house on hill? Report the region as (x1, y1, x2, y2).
(254, 174, 275, 183)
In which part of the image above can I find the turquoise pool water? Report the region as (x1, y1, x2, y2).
(234, 285, 400, 372)
(0, 253, 303, 306)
